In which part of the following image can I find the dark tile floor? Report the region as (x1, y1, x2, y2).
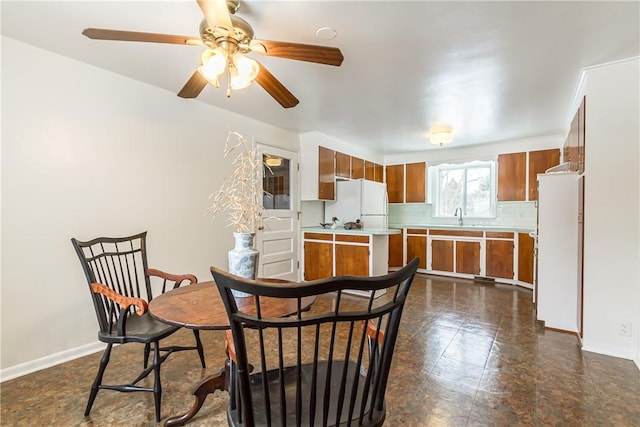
(2, 274, 639, 426)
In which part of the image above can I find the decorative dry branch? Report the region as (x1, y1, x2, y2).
(206, 129, 263, 233)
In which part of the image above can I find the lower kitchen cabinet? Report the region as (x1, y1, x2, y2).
(431, 239, 454, 272)
(456, 241, 481, 275)
(335, 234, 369, 276)
(303, 234, 333, 281)
(406, 229, 427, 269)
(303, 231, 393, 283)
(517, 233, 534, 284)
(389, 227, 532, 288)
(486, 234, 514, 279)
(388, 229, 404, 268)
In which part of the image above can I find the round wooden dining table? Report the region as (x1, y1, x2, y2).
(148, 280, 315, 426)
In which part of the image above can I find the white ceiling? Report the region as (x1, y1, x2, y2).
(2, 1, 639, 154)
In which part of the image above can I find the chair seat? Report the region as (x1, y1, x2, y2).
(228, 360, 385, 427)
(98, 312, 179, 344)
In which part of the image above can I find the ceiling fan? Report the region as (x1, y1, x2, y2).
(82, 0, 344, 108)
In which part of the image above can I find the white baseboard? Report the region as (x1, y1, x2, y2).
(581, 339, 637, 362)
(0, 341, 105, 383)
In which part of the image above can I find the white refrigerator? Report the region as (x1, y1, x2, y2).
(325, 179, 389, 229)
(536, 172, 579, 333)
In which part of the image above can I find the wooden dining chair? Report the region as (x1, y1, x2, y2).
(71, 231, 206, 422)
(212, 257, 419, 427)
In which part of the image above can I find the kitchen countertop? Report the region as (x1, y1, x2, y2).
(389, 224, 536, 234)
(302, 226, 401, 236)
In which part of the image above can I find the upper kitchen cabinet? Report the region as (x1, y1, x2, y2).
(386, 164, 404, 203)
(386, 162, 426, 203)
(406, 162, 426, 203)
(335, 151, 351, 179)
(318, 146, 336, 200)
(528, 149, 560, 201)
(497, 152, 526, 201)
(564, 96, 586, 174)
(374, 163, 384, 183)
(365, 161, 375, 181)
(351, 157, 365, 179)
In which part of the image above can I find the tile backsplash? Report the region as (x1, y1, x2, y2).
(388, 202, 537, 228)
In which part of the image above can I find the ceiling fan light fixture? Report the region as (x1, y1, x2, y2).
(430, 129, 454, 147)
(232, 52, 259, 81)
(229, 65, 252, 90)
(200, 48, 228, 78)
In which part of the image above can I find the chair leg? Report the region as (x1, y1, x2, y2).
(193, 330, 206, 368)
(85, 343, 112, 417)
(153, 342, 162, 423)
(143, 343, 151, 369)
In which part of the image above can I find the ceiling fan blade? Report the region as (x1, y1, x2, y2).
(197, 0, 234, 35)
(255, 62, 299, 108)
(82, 28, 202, 45)
(177, 71, 208, 98)
(251, 40, 344, 66)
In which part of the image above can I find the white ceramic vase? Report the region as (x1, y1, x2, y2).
(228, 232, 259, 297)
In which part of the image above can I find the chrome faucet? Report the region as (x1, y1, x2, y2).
(454, 207, 463, 226)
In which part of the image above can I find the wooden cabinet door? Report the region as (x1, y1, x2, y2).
(388, 229, 404, 268)
(497, 152, 526, 201)
(304, 241, 333, 280)
(365, 161, 375, 181)
(335, 151, 350, 179)
(431, 239, 454, 272)
(335, 244, 369, 276)
(517, 233, 534, 284)
(386, 164, 404, 203)
(405, 162, 426, 203)
(456, 241, 480, 275)
(318, 146, 335, 200)
(406, 235, 426, 269)
(374, 163, 384, 183)
(528, 149, 560, 201)
(351, 157, 365, 179)
(486, 239, 514, 279)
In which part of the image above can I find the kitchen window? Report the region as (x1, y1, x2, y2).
(431, 161, 496, 218)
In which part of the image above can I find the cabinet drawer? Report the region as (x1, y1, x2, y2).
(486, 231, 514, 239)
(406, 228, 427, 235)
(430, 229, 483, 238)
(335, 234, 370, 244)
(304, 233, 333, 241)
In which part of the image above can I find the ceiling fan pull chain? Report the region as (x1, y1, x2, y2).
(226, 67, 232, 98)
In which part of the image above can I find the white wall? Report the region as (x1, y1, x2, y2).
(581, 58, 640, 365)
(0, 37, 299, 378)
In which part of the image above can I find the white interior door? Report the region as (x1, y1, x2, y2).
(256, 144, 299, 281)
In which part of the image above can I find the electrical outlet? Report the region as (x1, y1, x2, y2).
(619, 323, 632, 337)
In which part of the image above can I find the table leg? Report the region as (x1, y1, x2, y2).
(164, 363, 228, 427)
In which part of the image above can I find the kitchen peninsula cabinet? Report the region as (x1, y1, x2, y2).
(302, 229, 398, 287)
(335, 234, 369, 276)
(497, 152, 526, 201)
(303, 233, 333, 281)
(318, 146, 336, 200)
(485, 232, 514, 279)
